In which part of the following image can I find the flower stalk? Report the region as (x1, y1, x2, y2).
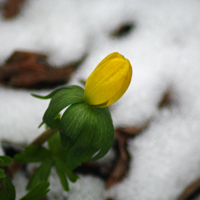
(30, 52, 132, 170)
(9, 128, 58, 175)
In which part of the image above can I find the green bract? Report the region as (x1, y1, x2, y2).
(32, 85, 114, 170)
(32, 85, 84, 129)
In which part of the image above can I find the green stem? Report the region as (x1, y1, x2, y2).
(9, 128, 59, 175)
(30, 128, 59, 146)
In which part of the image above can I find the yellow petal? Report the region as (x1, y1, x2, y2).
(84, 52, 132, 108)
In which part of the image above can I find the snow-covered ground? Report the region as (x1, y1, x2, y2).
(1, 0, 200, 199)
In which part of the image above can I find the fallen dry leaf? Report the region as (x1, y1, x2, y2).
(110, 22, 135, 38)
(2, 0, 26, 19)
(105, 154, 129, 189)
(106, 121, 150, 189)
(178, 177, 200, 200)
(158, 89, 175, 109)
(74, 160, 111, 181)
(0, 51, 85, 89)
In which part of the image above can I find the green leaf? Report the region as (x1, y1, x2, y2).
(0, 177, 16, 200)
(0, 190, 7, 200)
(59, 103, 114, 169)
(14, 146, 51, 163)
(20, 181, 50, 200)
(90, 107, 114, 161)
(55, 148, 70, 163)
(31, 87, 67, 99)
(48, 132, 61, 155)
(38, 121, 44, 128)
(59, 103, 89, 152)
(48, 114, 62, 154)
(0, 156, 13, 167)
(0, 169, 6, 178)
(26, 159, 52, 190)
(45, 113, 61, 130)
(65, 119, 94, 169)
(63, 167, 79, 183)
(54, 160, 69, 192)
(54, 159, 79, 183)
(43, 85, 84, 129)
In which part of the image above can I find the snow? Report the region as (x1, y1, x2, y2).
(1, 0, 200, 199)
(48, 171, 105, 200)
(12, 171, 28, 200)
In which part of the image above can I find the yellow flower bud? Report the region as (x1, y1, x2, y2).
(84, 52, 132, 108)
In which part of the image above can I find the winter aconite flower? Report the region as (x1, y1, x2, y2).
(84, 52, 132, 108)
(32, 52, 132, 170)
